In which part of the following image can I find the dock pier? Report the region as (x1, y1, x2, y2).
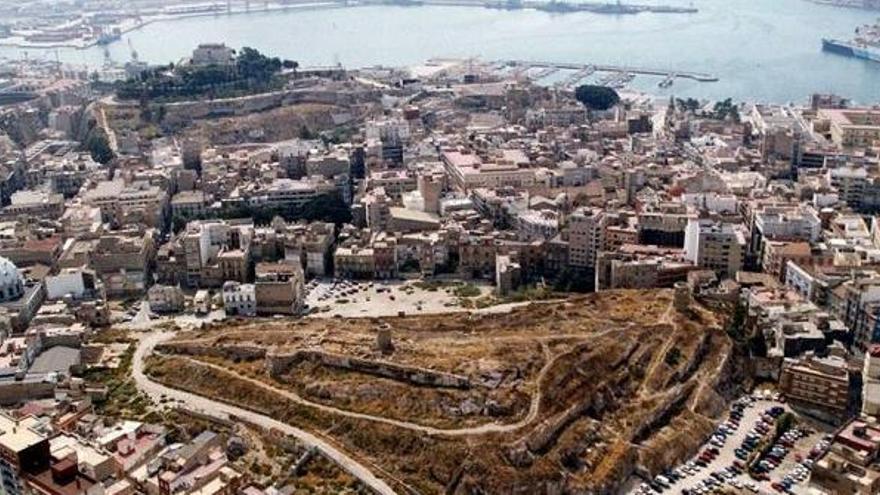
(563, 65, 596, 87)
(503, 60, 718, 89)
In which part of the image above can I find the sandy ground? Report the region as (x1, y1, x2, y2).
(115, 278, 512, 331)
(304, 278, 493, 318)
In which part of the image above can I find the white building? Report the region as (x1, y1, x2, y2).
(752, 206, 822, 263)
(684, 219, 746, 278)
(828, 165, 868, 208)
(222, 281, 255, 317)
(147, 284, 185, 313)
(517, 210, 560, 241)
(441, 151, 536, 192)
(681, 192, 738, 215)
(0, 257, 23, 303)
(864, 346, 880, 419)
(45, 268, 92, 300)
(567, 208, 606, 271)
(753, 206, 822, 243)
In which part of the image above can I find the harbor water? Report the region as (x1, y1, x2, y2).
(2, 0, 879, 103)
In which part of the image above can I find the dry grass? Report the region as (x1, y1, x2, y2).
(150, 289, 737, 494)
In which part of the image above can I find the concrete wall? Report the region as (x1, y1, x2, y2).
(0, 380, 55, 405)
(154, 88, 380, 127)
(266, 350, 471, 389)
(156, 343, 267, 362)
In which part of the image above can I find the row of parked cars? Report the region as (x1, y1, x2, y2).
(633, 398, 756, 494)
(683, 466, 761, 494)
(310, 279, 374, 301)
(733, 406, 783, 469)
(679, 399, 761, 494)
(746, 407, 805, 480)
(768, 434, 832, 493)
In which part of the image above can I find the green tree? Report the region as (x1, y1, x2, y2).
(664, 347, 683, 367)
(726, 300, 747, 341)
(171, 215, 189, 234)
(83, 127, 115, 164)
(236, 46, 282, 83)
(711, 98, 740, 122)
(115, 47, 285, 102)
(676, 97, 701, 113)
(775, 412, 795, 438)
(300, 194, 352, 225)
(574, 84, 620, 111)
(298, 125, 315, 139)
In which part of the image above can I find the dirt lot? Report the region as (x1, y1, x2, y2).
(181, 103, 347, 144)
(304, 279, 492, 318)
(146, 289, 741, 494)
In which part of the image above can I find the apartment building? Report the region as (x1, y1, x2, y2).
(367, 170, 416, 200)
(160, 220, 253, 289)
(810, 420, 880, 495)
(828, 165, 869, 208)
(1, 190, 65, 220)
(863, 345, 880, 418)
(818, 108, 880, 148)
(779, 351, 851, 423)
(567, 207, 606, 273)
(637, 211, 689, 247)
(147, 284, 186, 314)
(751, 205, 822, 261)
(684, 219, 746, 279)
(170, 190, 208, 219)
(90, 232, 156, 297)
(222, 281, 255, 317)
(0, 414, 50, 495)
(596, 246, 694, 291)
(334, 233, 397, 280)
(761, 241, 821, 282)
(83, 179, 169, 228)
(254, 261, 305, 316)
(441, 151, 536, 192)
(242, 175, 351, 209)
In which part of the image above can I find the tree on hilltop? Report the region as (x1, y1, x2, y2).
(575, 85, 620, 111)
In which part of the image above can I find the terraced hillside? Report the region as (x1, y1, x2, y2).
(143, 289, 742, 494)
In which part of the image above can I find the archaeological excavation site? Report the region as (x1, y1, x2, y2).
(144, 289, 744, 494)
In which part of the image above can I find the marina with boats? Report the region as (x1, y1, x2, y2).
(500, 60, 717, 90)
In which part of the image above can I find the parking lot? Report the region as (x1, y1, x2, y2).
(629, 393, 831, 495)
(303, 278, 492, 318)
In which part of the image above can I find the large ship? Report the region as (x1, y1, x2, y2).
(822, 20, 880, 63)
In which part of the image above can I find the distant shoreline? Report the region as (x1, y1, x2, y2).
(0, 2, 342, 51)
(803, 0, 880, 11)
(0, 0, 696, 52)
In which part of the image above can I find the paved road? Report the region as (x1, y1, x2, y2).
(132, 332, 399, 495)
